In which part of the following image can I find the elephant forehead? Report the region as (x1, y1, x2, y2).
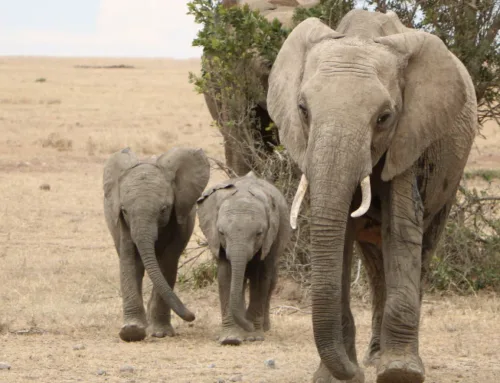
(120, 166, 170, 197)
(219, 196, 266, 217)
(308, 39, 401, 77)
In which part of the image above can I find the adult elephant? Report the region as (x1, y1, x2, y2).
(202, 0, 319, 176)
(267, 9, 477, 383)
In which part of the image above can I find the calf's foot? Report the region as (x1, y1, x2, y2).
(218, 326, 245, 346)
(149, 323, 176, 338)
(313, 361, 365, 383)
(245, 330, 265, 342)
(119, 323, 147, 342)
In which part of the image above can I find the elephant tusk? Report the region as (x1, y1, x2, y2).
(351, 176, 371, 218)
(290, 174, 308, 230)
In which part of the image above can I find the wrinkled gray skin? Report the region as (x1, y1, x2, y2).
(197, 172, 291, 345)
(267, 10, 477, 383)
(103, 147, 210, 342)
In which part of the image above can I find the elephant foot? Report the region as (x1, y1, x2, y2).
(149, 323, 176, 338)
(313, 361, 365, 383)
(218, 327, 244, 346)
(245, 330, 265, 342)
(376, 353, 424, 383)
(119, 323, 147, 342)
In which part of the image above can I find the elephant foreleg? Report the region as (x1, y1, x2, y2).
(420, 200, 453, 303)
(217, 257, 245, 345)
(245, 254, 275, 341)
(146, 252, 179, 338)
(118, 237, 147, 342)
(262, 260, 278, 332)
(378, 169, 425, 383)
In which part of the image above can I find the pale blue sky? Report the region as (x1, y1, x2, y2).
(0, 1, 374, 58)
(0, 0, 203, 58)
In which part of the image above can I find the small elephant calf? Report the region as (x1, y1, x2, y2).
(197, 172, 291, 345)
(103, 147, 210, 342)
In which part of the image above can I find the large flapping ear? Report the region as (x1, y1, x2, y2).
(197, 181, 237, 256)
(248, 184, 280, 259)
(103, 147, 139, 226)
(375, 31, 471, 181)
(267, 18, 344, 173)
(157, 147, 210, 225)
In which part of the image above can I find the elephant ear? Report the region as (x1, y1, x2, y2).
(157, 147, 210, 225)
(248, 184, 280, 259)
(103, 147, 139, 226)
(375, 31, 470, 181)
(197, 181, 237, 256)
(267, 17, 344, 172)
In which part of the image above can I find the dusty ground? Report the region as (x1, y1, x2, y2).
(0, 57, 499, 383)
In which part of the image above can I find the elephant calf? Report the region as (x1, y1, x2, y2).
(197, 172, 291, 345)
(103, 147, 210, 342)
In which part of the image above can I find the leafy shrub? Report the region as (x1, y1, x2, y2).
(428, 185, 500, 293)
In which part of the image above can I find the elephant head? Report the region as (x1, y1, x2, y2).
(197, 173, 281, 332)
(103, 147, 210, 322)
(267, 12, 472, 380)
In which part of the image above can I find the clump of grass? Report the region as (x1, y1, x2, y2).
(35, 77, 46, 83)
(40, 133, 73, 152)
(464, 169, 500, 182)
(190, 260, 217, 289)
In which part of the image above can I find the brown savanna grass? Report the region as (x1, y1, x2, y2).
(0, 57, 499, 382)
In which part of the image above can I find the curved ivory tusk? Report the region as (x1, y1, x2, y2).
(290, 174, 309, 229)
(351, 176, 371, 218)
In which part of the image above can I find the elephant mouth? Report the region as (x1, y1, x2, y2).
(290, 174, 372, 229)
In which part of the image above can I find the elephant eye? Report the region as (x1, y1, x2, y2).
(376, 112, 391, 126)
(256, 231, 263, 237)
(218, 230, 224, 236)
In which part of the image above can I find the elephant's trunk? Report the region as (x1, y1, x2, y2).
(305, 129, 370, 380)
(135, 229, 195, 322)
(228, 247, 255, 332)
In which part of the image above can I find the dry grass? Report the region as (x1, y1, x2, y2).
(0, 57, 499, 382)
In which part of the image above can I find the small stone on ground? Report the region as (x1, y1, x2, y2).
(120, 365, 135, 373)
(264, 359, 275, 368)
(72, 344, 85, 350)
(0, 362, 11, 370)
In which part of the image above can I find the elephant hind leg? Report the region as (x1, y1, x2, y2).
(146, 250, 179, 338)
(262, 264, 277, 332)
(245, 257, 269, 341)
(420, 200, 454, 301)
(356, 240, 385, 368)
